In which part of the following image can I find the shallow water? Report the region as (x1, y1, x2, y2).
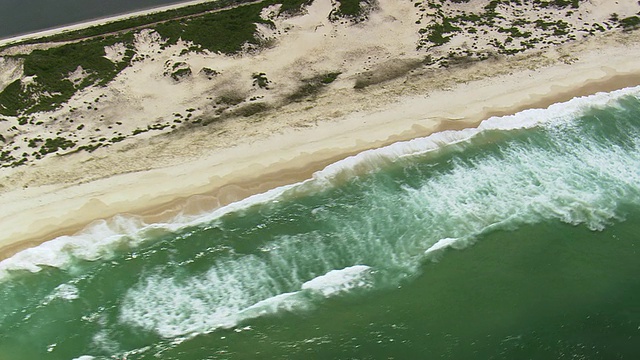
(1, 87, 639, 359)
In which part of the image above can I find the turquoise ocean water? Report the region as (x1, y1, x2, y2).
(1, 87, 640, 359)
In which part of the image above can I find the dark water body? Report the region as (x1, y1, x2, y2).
(1, 87, 640, 359)
(0, 0, 196, 39)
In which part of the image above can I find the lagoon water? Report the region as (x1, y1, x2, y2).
(1, 87, 640, 359)
(0, 0, 193, 39)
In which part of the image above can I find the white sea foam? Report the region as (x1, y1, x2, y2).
(424, 238, 458, 255)
(92, 329, 121, 354)
(311, 85, 640, 186)
(301, 265, 371, 296)
(46, 283, 79, 302)
(1, 86, 639, 280)
(241, 291, 301, 316)
(119, 265, 372, 338)
(0, 183, 298, 281)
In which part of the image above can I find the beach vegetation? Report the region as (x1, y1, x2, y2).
(419, 13, 464, 47)
(1, 149, 17, 166)
(200, 68, 220, 79)
(171, 67, 193, 81)
(335, 0, 362, 17)
(78, 143, 103, 152)
(498, 26, 531, 38)
(279, 0, 315, 15)
(287, 72, 341, 101)
(0, 150, 22, 168)
(252, 73, 271, 89)
(618, 16, 640, 31)
(164, 61, 193, 81)
(416, 0, 587, 57)
(534, 19, 570, 35)
(217, 92, 246, 106)
(153, 2, 274, 54)
(28, 138, 43, 148)
(37, 137, 76, 155)
(0, 36, 135, 116)
(330, 0, 374, 22)
(0, 0, 322, 117)
(532, 0, 580, 9)
(129, 122, 171, 137)
(321, 72, 341, 84)
(233, 102, 270, 117)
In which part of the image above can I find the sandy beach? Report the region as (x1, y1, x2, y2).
(1, 0, 640, 260)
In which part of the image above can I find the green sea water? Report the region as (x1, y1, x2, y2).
(1, 87, 640, 359)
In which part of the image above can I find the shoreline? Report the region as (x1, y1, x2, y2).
(0, 0, 219, 46)
(2, 44, 640, 261)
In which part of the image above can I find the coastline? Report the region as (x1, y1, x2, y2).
(0, 0, 219, 46)
(4, 0, 640, 356)
(2, 33, 640, 261)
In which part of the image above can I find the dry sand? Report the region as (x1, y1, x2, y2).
(1, 0, 640, 260)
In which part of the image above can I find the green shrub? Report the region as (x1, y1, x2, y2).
(0, 37, 134, 115)
(618, 16, 640, 30)
(321, 72, 341, 84)
(279, 0, 314, 14)
(38, 137, 75, 155)
(336, 0, 362, 17)
(252, 73, 270, 88)
(287, 72, 341, 101)
(171, 67, 192, 81)
(153, 2, 273, 54)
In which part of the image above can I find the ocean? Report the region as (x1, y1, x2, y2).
(1, 87, 640, 359)
(0, 0, 194, 39)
